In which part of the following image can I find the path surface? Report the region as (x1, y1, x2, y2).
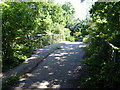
(12, 41, 86, 89)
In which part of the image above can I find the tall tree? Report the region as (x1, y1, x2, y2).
(81, 2, 120, 88)
(2, 1, 75, 71)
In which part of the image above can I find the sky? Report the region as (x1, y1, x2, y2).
(54, 0, 97, 20)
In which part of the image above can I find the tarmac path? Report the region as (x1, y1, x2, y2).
(12, 41, 86, 89)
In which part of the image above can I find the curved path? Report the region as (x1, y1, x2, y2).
(12, 41, 86, 89)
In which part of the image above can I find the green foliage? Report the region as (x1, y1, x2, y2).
(66, 19, 90, 41)
(2, 75, 25, 90)
(81, 2, 120, 88)
(82, 35, 89, 43)
(2, 1, 75, 71)
(66, 36, 75, 42)
(62, 2, 75, 28)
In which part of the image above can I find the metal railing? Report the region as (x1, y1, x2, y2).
(89, 37, 120, 64)
(104, 40, 120, 88)
(27, 34, 65, 50)
(105, 40, 120, 64)
(88, 37, 120, 87)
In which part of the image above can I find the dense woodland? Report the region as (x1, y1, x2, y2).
(1, 1, 120, 88)
(2, 2, 81, 71)
(81, 1, 120, 88)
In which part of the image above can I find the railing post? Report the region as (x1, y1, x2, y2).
(50, 34, 52, 45)
(113, 49, 118, 64)
(112, 49, 118, 88)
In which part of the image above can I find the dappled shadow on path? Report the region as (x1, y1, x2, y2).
(1, 42, 65, 83)
(12, 42, 86, 89)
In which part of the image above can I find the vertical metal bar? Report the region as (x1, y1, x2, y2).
(52, 34, 53, 44)
(40, 36, 42, 48)
(50, 35, 52, 45)
(41, 36, 42, 47)
(89, 34, 92, 44)
(113, 49, 118, 64)
(40, 37, 41, 48)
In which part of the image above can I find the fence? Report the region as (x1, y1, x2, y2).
(27, 34, 65, 50)
(105, 40, 120, 64)
(2, 34, 65, 71)
(89, 37, 120, 87)
(103, 39, 120, 87)
(89, 37, 120, 64)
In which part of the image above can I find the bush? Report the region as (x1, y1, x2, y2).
(82, 35, 89, 43)
(66, 36, 75, 42)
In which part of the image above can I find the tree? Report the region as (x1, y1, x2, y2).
(62, 2, 75, 28)
(81, 2, 120, 88)
(2, 1, 75, 71)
